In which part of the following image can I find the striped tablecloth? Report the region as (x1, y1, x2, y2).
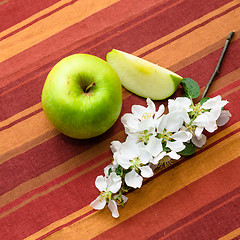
(1, 0, 240, 239)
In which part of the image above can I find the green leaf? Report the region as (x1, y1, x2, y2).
(162, 142, 171, 152)
(200, 97, 210, 105)
(181, 78, 200, 99)
(115, 165, 123, 176)
(108, 168, 113, 176)
(178, 142, 196, 156)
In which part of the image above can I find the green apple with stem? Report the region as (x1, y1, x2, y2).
(106, 49, 183, 100)
(41, 54, 122, 139)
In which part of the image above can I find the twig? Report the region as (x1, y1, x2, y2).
(201, 31, 235, 99)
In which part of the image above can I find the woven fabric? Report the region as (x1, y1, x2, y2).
(0, 0, 240, 239)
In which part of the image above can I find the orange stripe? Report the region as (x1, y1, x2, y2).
(142, 6, 240, 70)
(0, 90, 131, 164)
(0, 112, 57, 163)
(28, 131, 240, 240)
(161, 193, 240, 239)
(0, 0, 73, 39)
(0, 0, 9, 6)
(134, 0, 239, 57)
(0, 129, 126, 209)
(0, 103, 41, 129)
(0, 156, 110, 219)
(24, 205, 93, 240)
(1, 119, 239, 217)
(0, 75, 239, 210)
(0, 0, 120, 63)
(170, 32, 240, 72)
(222, 85, 240, 98)
(218, 227, 240, 240)
(1, 61, 238, 164)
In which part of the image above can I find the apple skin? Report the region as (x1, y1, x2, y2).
(41, 54, 122, 139)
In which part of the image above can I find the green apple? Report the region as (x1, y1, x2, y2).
(41, 54, 122, 139)
(106, 49, 183, 100)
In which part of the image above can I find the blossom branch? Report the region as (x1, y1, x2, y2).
(90, 92, 231, 218)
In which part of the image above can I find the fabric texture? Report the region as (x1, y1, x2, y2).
(0, 0, 240, 239)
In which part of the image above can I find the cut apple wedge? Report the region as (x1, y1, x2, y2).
(106, 49, 183, 100)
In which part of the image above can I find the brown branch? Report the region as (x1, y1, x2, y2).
(201, 31, 235, 99)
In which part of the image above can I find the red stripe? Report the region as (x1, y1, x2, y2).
(1, 35, 239, 122)
(0, 0, 160, 88)
(2, 122, 239, 218)
(0, 108, 42, 132)
(0, 94, 139, 195)
(93, 156, 240, 240)
(139, 3, 240, 58)
(1, 125, 239, 239)
(0, 150, 112, 215)
(162, 195, 240, 240)
(0, 0, 79, 41)
(146, 188, 240, 240)
(0, 0, 232, 94)
(1, 155, 239, 240)
(210, 79, 240, 97)
(36, 209, 96, 240)
(232, 236, 240, 240)
(0, 79, 239, 198)
(176, 38, 240, 88)
(0, 0, 60, 32)
(0, 162, 107, 240)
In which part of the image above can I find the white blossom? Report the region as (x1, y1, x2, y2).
(91, 95, 231, 218)
(168, 97, 191, 124)
(90, 172, 122, 218)
(157, 113, 192, 153)
(113, 137, 154, 188)
(121, 98, 164, 142)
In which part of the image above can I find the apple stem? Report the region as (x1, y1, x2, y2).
(84, 82, 96, 93)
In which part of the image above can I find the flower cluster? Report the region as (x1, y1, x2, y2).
(90, 95, 231, 218)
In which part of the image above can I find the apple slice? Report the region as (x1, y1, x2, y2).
(106, 49, 183, 100)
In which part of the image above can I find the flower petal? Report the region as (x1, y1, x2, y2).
(171, 130, 192, 142)
(217, 110, 231, 126)
(114, 194, 128, 206)
(95, 175, 107, 192)
(166, 140, 185, 152)
(168, 151, 181, 160)
(191, 134, 207, 148)
(132, 105, 150, 120)
(108, 200, 119, 218)
(104, 164, 116, 177)
(125, 170, 143, 188)
(192, 114, 209, 127)
(114, 152, 132, 169)
(168, 97, 191, 112)
(110, 141, 122, 154)
(90, 196, 106, 210)
(138, 149, 153, 165)
(202, 95, 228, 110)
(164, 113, 184, 132)
(195, 127, 204, 138)
(152, 152, 167, 164)
(140, 165, 154, 178)
(146, 98, 156, 113)
(155, 104, 165, 119)
(107, 172, 122, 193)
(145, 136, 163, 157)
(121, 195, 128, 204)
(121, 113, 139, 133)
